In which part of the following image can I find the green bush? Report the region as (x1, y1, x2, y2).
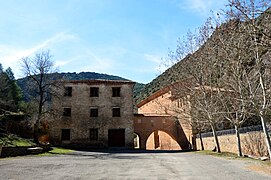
(0, 133, 35, 147)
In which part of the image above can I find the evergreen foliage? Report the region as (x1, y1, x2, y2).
(0, 64, 23, 113)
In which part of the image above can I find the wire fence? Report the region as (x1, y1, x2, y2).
(197, 125, 264, 138)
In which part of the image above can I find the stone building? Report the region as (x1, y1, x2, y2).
(49, 80, 135, 148)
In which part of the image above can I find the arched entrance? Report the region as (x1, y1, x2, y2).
(134, 133, 140, 149)
(146, 130, 181, 150)
(134, 115, 191, 150)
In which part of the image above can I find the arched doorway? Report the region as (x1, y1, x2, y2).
(146, 130, 181, 150)
(134, 133, 140, 149)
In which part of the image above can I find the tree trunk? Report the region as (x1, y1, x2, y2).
(260, 115, 271, 161)
(199, 132, 204, 150)
(234, 125, 242, 157)
(33, 122, 39, 144)
(34, 87, 43, 144)
(211, 124, 221, 153)
(33, 113, 42, 144)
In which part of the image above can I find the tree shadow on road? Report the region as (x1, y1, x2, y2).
(59, 148, 193, 160)
(60, 145, 193, 154)
(55, 146, 193, 159)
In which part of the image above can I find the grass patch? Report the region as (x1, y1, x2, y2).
(261, 160, 271, 166)
(39, 147, 74, 156)
(0, 133, 35, 147)
(195, 150, 271, 165)
(49, 147, 74, 154)
(196, 150, 239, 158)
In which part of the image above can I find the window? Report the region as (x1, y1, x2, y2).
(63, 107, 71, 117)
(112, 87, 121, 97)
(64, 87, 72, 97)
(112, 107, 121, 117)
(90, 87, 99, 97)
(61, 129, 70, 141)
(90, 108, 98, 117)
(89, 128, 98, 140)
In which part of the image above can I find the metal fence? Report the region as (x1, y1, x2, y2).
(197, 125, 264, 138)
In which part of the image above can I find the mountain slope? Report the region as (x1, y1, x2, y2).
(135, 7, 271, 104)
(17, 72, 145, 101)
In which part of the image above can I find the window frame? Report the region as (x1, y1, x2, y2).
(64, 86, 72, 97)
(89, 128, 98, 140)
(63, 107, 71, 117)
(90, 87, 99, 97)
(112, 87, 121, 97)
(90, 107, 98, 117)
(112, 107, 121, 117)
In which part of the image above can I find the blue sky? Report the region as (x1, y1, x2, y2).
(0, 0, 227, 83)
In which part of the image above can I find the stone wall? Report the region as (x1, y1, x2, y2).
(0, 146, 49, 158)
(196, 131, 268, 157)
(0, 147, 30, 158)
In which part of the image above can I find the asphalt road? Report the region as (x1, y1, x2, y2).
(0, 150, 270, 180)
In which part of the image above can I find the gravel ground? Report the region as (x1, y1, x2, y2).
(0, 150, 270, 180)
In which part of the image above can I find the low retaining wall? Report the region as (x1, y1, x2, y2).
(0, 146, 50, 158)
(0, 146, 32, 158)
(196, 131, 268, 157)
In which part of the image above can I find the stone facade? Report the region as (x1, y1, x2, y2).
(49, 80, 135, 148)
(136, 85, 196, 150)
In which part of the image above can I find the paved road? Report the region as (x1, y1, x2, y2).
(0, 150, 270, 180)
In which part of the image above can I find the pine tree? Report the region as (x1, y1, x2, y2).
(0, 63, 22, 113)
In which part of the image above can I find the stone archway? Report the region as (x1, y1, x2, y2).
(146, 130, 181, 150)
(134, 114, 191, 150)
(134, 133, 140, 149)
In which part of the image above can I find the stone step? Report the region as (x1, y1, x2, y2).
(27, 147, 43, 154)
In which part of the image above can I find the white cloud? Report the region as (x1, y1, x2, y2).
(83, 49, 115, 72)
(55, 56, 81, 67)
(144, 54, 162, 64)
(177, 0, 227, 16)
(143, 53, 167, 73)
(0, 32, 77, 78)
(57, 48, 117, 74)
(185, 0, 212, 14)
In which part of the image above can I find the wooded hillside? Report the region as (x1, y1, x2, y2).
(17, 72, 145, 101)
(135, 7, 271, 105)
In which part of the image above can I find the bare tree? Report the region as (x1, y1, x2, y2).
(206, 18, 254, 157)
(170, 84, 210, 151)
(21, 50, 59, 143)
(187, 23, 226, 153)
(160, 18, 227, 153)
(224, 0, 271, 160)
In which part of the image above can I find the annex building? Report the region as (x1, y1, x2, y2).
(134, 84, 196, 150)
